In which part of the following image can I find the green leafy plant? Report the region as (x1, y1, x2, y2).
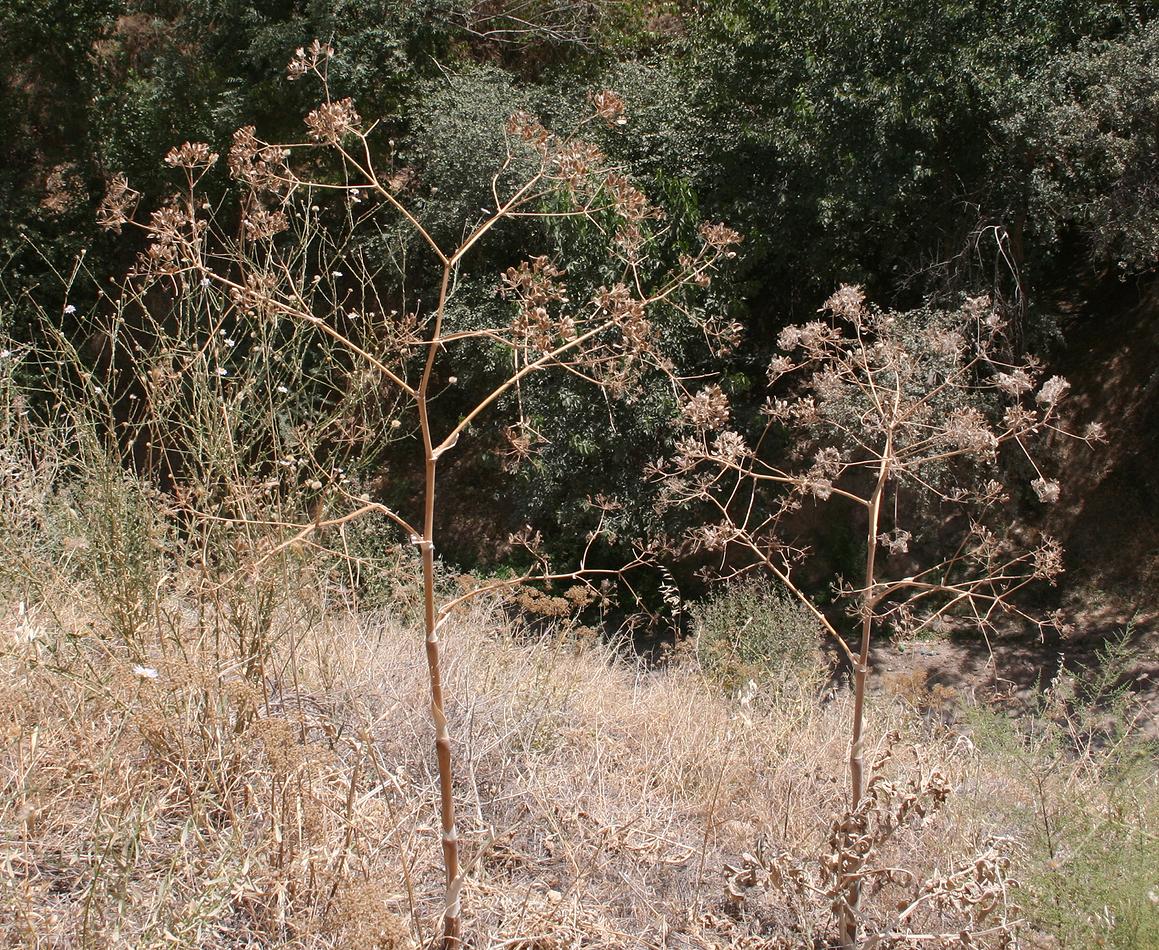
(691, 576, 824, 698)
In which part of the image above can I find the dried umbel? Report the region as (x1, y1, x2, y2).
(242, 207, 290, 241)
(97, 173, 140, 234)
(286, 38, 333, 80)
(163, 141, 219, 170)
(1031, 477, 1061, 504)
(228, 126, 292, 193)
(95, 51, 738, 946)
(305, 97, 361, 144)
(506, 110, 551, 153)
(40, 162, 85, 215)
(682, 385, 731, 432)
(501, 257, 570, 351)
(590, 89, 627, 126)
(596, 283, 652, 355)
(699, 221, 743, 255)
(1035, 374, 1070, 407)
(549, 141, 607, 197)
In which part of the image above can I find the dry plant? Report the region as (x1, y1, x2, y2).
(657, 285, 1102, 947)
(93, 39, 739, 945)
(0, 571, 1040, 949)
(724, 733, 1020, 948)
(453, 0, 605, 50)
(0, 424, 1150, 948)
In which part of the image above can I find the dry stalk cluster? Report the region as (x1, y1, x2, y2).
(725, 733, 1020, 948)
(657, 284, 1100, 947)
(2, 30, 1146, 950)
(86, 36, 741, 946)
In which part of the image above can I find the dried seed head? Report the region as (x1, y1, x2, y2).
(682, 385, 731, 432)
(1031, 477, 1061, 504)
(163, 142, 219, 169)
(287, 39, 334, 80)
(591, 89, 627, 126)
(1036, 374, 1070, 407)
(243, 207, 289, 241)
(699, 221, 743, 252)
(228, 127, 292, 192)
(506, 110, 550, 152)
(821, 284, 866, 321)
(305, 98, 361, 143)
(97, 173, 140, 233)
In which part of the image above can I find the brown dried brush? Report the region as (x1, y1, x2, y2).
(93, 39, 739, 947)
(725, 735, 1020, 947)
(659, 286, 1097, 948)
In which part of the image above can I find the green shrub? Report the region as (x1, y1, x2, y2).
(963, 632, 1159, 949)
(691, 577, 824, 696)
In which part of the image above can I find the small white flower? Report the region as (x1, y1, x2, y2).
(0, 350, 11, 359)
(132, 665, 159, 680)
(331, 270, 344, 279)
(447, 376, 458, 384)
(201, 277, 211, 288)
(63, 304, 76, 314)
(276, 385, 289, 394)
(215, 367, 228, 377)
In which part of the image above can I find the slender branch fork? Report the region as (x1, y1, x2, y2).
(95, 58, 740, 945)
(656, 285, 1098, 948)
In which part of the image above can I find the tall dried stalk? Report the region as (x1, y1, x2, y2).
(95, 40, 738, 946)
(658, 285, 1100, 948)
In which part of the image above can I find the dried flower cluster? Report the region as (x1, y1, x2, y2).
(228, 126, 292, 193)
(40, 162, 86, 215)
(286, 38, 334, 81)
(90, 43, 741, 947)
(590, 89, 627, 126)
(305, 98, 362, 144)
(242, 206, 290, 241)
(725, 737, 1020, 947)
(682, 384, 731, 431)
(500, 256, 571, 350)
(96, 173, 141, 234)
(164, 141, 219, 169)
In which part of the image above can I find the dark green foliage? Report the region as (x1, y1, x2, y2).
(1007, 20, 1159, 275)
(5, 0, 1159, 586)
(676, 0, 1155, 315)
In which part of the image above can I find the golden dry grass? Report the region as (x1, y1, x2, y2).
(0, 552, 1154, 948)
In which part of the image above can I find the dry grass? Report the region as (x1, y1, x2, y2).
(0, 447, 1152, 947)
(8, 567, 1144, 950)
